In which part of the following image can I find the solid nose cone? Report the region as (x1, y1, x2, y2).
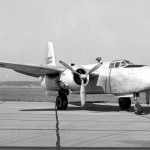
(140, 66, 150, 92)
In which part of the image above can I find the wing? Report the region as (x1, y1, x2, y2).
(0, 61, 65, 78)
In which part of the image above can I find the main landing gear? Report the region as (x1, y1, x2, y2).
(56, 90, 68, 110)
(118, 97, 131, 110)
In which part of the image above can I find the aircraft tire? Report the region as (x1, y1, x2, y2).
(56, 95, 68, 110)
(119, 97, 131, 110)
(134, 101, 143, 115)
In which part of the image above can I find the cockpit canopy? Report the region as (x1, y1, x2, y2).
(109, 59, 134, 68)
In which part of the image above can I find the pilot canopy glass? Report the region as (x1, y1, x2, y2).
(109, 60, 134, 68)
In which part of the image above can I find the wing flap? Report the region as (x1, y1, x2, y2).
(0, 61, 64, 77)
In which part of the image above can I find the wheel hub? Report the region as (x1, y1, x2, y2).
(56, 97, 62, 107)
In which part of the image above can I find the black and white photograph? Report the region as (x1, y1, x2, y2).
(0, 0, 150, 149)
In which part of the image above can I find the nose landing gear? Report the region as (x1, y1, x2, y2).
(133, 92, 143, 115)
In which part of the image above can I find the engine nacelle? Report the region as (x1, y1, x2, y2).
(41, 75, 60, 91)
(59, 67, 89, 91)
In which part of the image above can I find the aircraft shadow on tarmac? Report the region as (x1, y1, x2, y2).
(20, 101, 150, 115)
(69, 101, 150, 115)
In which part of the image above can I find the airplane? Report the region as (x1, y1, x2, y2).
(0, 41, 149, 115)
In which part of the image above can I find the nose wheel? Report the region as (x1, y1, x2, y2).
(56, 91, 68, 110)
(133, 93, 143, 115)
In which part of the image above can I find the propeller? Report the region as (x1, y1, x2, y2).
(59, 60, 102, 106)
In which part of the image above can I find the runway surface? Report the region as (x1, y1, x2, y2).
(0, 101, 150, 149)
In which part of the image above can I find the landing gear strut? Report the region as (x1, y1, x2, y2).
(56, 91, 68, 110)
(119, 97, 131, 110)
(133, 92, 143, 115)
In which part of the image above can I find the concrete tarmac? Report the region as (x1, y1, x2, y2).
(0, 101, 150, 149)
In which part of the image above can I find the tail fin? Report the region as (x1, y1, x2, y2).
(46, 41, 56, 66)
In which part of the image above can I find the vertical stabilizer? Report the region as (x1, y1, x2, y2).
(46, 41, 56, 66)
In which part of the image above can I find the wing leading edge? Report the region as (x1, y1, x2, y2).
(0, 61, 65, 78)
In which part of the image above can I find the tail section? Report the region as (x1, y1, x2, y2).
(46, 41, 56, 66)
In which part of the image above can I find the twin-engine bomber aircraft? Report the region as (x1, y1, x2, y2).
(0, 41, 150, 115)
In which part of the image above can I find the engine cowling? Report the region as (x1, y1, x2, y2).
(59, 67, 89, 91)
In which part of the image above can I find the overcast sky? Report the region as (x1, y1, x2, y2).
(0, 0, 150, 81)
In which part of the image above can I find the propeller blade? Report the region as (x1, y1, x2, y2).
(59, 60, 80, 76)
(86, 63, 102, 75)
(80, 79, 85, 106)
(146, 91, 150, 105)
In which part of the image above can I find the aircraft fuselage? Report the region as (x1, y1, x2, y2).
(84, 61, 150, 96)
